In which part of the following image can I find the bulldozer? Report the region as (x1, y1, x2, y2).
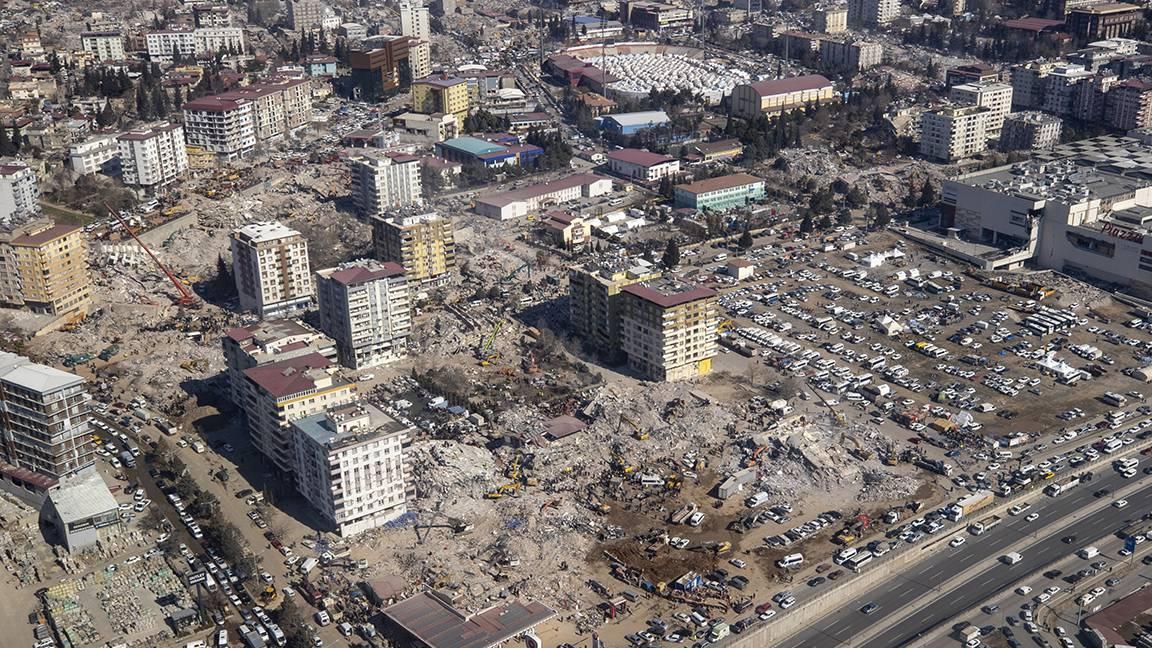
(259, 585, 278, 603)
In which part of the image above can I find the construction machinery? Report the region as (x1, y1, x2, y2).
(104, 202, 200, 308)
(617, 414, 647, 441)
(476, 321, 504, 365)
(744, 445, 768, 468)
(414, 516, 474, 544)
(500, 262, 532, 285)
(814, 389, 846, 425)
(842, 434, 873, 461)
(259, 585, 278, 603)
(717, 319, 733, 334)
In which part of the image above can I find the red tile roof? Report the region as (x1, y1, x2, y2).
(11, 224, 81, 247)
(327, 261, 405, 286)
(747, 74, 832, 97)
(606, 148, 675, 167)
(243, 352, 337, 398)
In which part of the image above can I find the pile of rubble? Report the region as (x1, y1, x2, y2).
(0, 495, 46, 588)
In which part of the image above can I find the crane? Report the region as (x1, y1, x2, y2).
(104, 203, 199, 308)
(476, 321, 504, 364)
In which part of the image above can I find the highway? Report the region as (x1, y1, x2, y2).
(776, 468, 1152, 648)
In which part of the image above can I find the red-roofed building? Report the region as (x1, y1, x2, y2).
(618, 281, 719, 381)
(315, 260, 412, 369)
(222, 319, 338, 408)
(605, 148, 681, 182)
(242, 352, 356, 473)
(730, 74, 835, 119)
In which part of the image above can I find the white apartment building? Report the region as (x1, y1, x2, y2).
(182, 96, 255, 159)
(920, 106, 991, 162)
(347, 152, 423, 216)
(117, 123, 189, 191)
(847, 0, 899, 26)
(819, 39, 884, 71)
(940, 135, 1152, 291)
(80, 31, 125, 61)
(400, 2, 432, 40)
(194, 27, 246, 57)
(68, 135, 120, 176)
(230, 221, 314, 318)
(145, 30, 197, 62)
(409, 40, 432, 81)
(292, 401, 410, 537)
(605, 149, 681, 182)
(950, 82, 1014, 139)
(0, 162, 40, 227)
(316, 259, 411, 369)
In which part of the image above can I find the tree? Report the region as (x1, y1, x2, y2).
(846, 185, 868, 208)
(817, 214, 833, 230)
(661, 239, 681, 269)
(420, 164, 444, 196)
(738, 226, 754, 250)
(0, 127, 14, 156)
(96, 101, 117, 128)
(276, 599, 313, 648)
(799, 213, 814, 234)
(919, 180, 938, 207)
(872, 204, 892, 228)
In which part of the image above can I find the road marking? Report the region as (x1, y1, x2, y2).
(898, 585, 917, 597)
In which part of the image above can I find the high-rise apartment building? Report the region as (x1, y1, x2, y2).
(69, 135, 120, 176)
(999, 111, 1063, 150)
(372, 212, 455, 285)
(242, 353, 357, 474)
(316, 260, 411, 370)
(182, 96, 256, 159)
(0, 222, 92, 317)
(349, 37, 420, 101)
(287, 0, 327, 31)
(1104, 79, 1152, 131)
(117, 123, 189, 191)
(80, 31, 125, 61)
(949, 82, 1014, 139)
(400, 2, 432, 40)
(411, 77, 470, 128)
(617, 281, 719, 381)
(347, 152, 424, 216)
(292, 401, 411, 536)
(0, 351, 93, 482)
(0, 162, 40, 227)
(230, 222, 314, 318)
(814, 7, 848, 32)
(847, 0, 899, 26)
(569, 260, 662, 357)
(222, 319, 338, 408)
(145, 30, 197, 62)
(920, 106, 990, 162)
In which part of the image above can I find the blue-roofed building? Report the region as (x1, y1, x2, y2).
(435, 136, 544, 167)
(598, 110, 672, 136)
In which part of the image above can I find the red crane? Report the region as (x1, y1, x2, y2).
(105, 203, 200, 308)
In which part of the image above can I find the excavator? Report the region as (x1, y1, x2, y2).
(841, 433, 873, 461)
(414, 516, 474, 544)
(618, 414, 647, 440)
(476, 321, 504, 365)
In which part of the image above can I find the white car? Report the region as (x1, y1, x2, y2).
(1016, 585, 1033, 596)
(1025, 513, 1040, 522)
(730, 559, 747, 569)
(1113, 499, 1129, 509)
(949, 537, 966, 548)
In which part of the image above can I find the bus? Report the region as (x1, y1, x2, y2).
(1103, 392, 1128, 407)
(845, 551, 874, 572)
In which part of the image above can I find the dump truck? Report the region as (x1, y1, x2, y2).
(968, 515, 1001, 535)
(944, 490, 994, 521)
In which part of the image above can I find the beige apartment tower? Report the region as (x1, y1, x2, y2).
(372, 212, 455, 285)
(230, 221, 314, 318)
(568, 261, 662, 357)
(617, 282, 719, 381)
(0, 222, 92, 318)
(315, 259, 412, 369)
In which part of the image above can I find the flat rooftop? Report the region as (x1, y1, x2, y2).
(293, 401, 409, 450)
(675, 173, 764, 195)
(383, 590, 555, 648)
(622, 282, 717, 308)
(0, 351, 85, 393)
(49, 469, 118, 524)
(233, 221, 302, 244)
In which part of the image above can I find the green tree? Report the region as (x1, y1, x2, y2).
(846, 185, 868, 208)
(919, 181, 938, 207)
(837, 210, 853, 226)
(817, 214, 833, 230)
(0, 127, 12, 156)
(872, 204, 892, 228)
(275, 598, 313, 648)
(799, 213, 814, 234)
(661, 238, 681, 269)
(96, 101, 117, 127)
(738, 226, 754, 250)
(420, 164, 444, 196)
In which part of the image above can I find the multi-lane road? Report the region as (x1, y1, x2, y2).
(776, 464, 1152, 648)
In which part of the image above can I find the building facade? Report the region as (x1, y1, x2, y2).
(847, 0, 899, 26)
(372, 212, 455, 285)
(473, 174, 613, 220)
(0, 351, 93, 481)
(729, 75, 835, 119)
(315, 260, 412, 369)
(348, 152, 424, 216)
(569, 260, 662, 356)
(673, 173, 766, 210)
(292, 402, 410, 537)
(1104, 80, 1152, 131)
(920, 106, 990, 162)
(411, 77, 470, 128)
(1067, 3, 1142, 42)
(618, 283, 718, 381)
(0, 162, 40, 226)
(949, 82, 1013, 139)
(145, 30, 196, 62)
(814, 7, 848, 33)
(999, 111, 1063, 150)
(69, 135, 120, 176)
(399, 2, 431, 40)
(117, 123, 189, 191)
(182, 96, 255, 159)
(80, 31, 125, 61)
(349, 37, 418, 101)
(287, 0, 327, 31)
(0, 223, 92, 317)
(222, 319, 338, 409)
(818, 39, 883, 72)
(230, 222, 314, 318)
(605, 149, 681, 182)
(242, 353, 357, 474)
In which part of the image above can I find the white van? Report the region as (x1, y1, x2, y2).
(1077, 546, 1099, 559)
(746, 492, 770, 508)
(1000, 552, 1023, 565)
(995, 450, 1013, 460)
(776, 553, 804, 569)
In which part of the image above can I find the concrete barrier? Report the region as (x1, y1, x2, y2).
(729, 436, 1152, 647)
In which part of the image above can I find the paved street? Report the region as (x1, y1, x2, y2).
(777, 468, 1152, 648)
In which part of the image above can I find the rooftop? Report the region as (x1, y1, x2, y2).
(745, 74, 833, 97)
(440, 136, 508, 156)
(1084, 584, 1152, 646)
(293, 401, 409, 451)
(232, 221, 302, 245)
(606, 148, 676, 167)
(383, 591, 556, 648)
(1069, 2, 1140, 13)
(10, 224, 81, 247)
(317, 259, 406, 286)
(182, 96, 249, 112)
(600, 110, 671, 127)
(477, 174, 610, 208)
(622, 282, 717, 308)
(0, 351, 85, 393)
(49, 470, 118, 524)
(1000, 17, 1065, 32)
(243, 352, 341, 399)
(675, 172, 764, 195)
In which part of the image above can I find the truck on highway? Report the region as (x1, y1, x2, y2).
(1000, 552, 1023, 565)
(944, 490, 994, 521)
(1044, 476, 1082, 497)
(968, 515, 1002, 535)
